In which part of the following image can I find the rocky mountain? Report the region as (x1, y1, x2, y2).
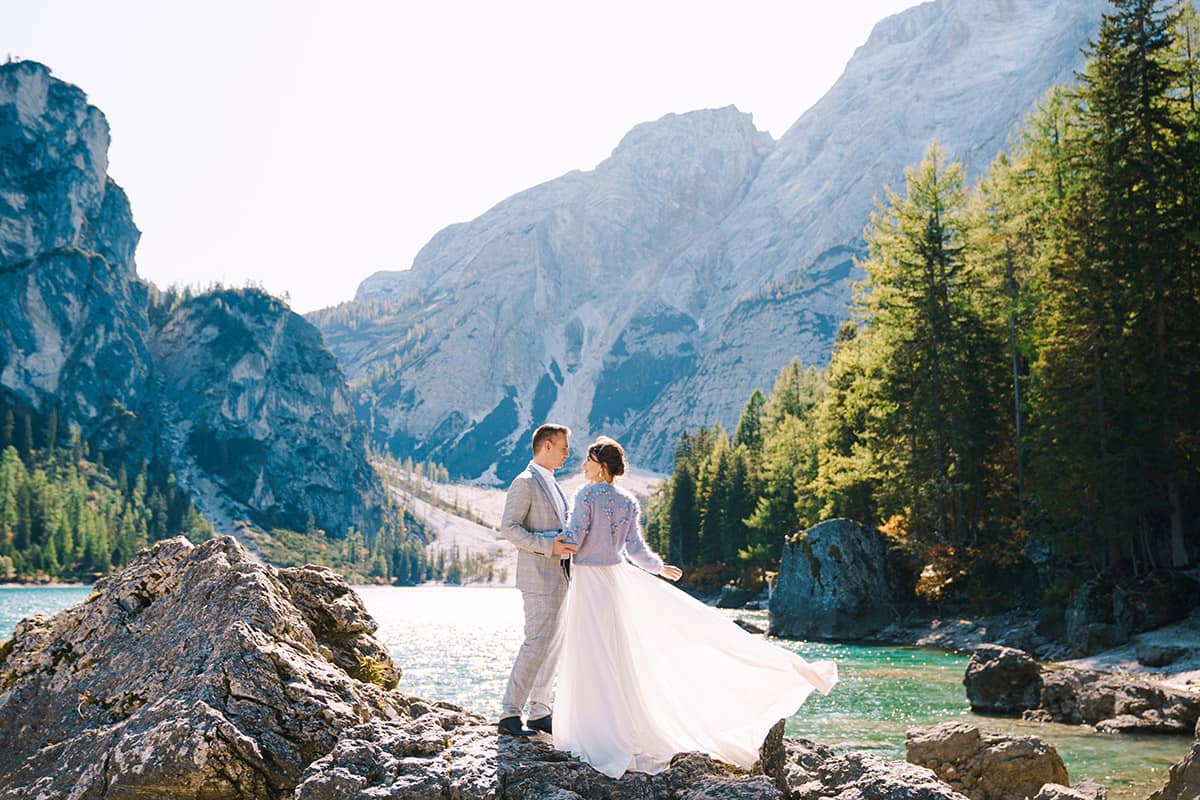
(0, 60, 384, 538)
(314, 0, 1109, 477)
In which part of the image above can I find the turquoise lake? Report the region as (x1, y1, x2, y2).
(1, 585, 1188, 799)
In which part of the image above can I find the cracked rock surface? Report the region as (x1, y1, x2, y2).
(0, 536, 406, 799)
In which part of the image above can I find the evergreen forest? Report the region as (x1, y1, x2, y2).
(646, 0, 1200, 609)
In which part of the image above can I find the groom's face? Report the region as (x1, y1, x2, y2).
(545, 433, 570, 470)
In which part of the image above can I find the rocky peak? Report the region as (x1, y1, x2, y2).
(600, 106, 774, 219)
(152, 287, 386, 535)
(0, 60, 138, 276)
(318, 1, 1114, 478)
(0, 60, 387, 541)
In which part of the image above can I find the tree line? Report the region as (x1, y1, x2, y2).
(646, 0, 1200, 606)
(0, 406, 212, 581)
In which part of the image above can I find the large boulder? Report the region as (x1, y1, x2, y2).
(963, 644, 1043, 714)
(1030, 665, 1200, 734)
(0, 536, 407, 799)
(905, 722, 1069, 800)
(1149, 741, 1200, 800)
(769, 518, 898, 640)
(1064, 574, 1200, 658)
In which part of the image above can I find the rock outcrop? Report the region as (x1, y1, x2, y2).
(1063, 573, 1200, 657)
(1148, 719, 1200, 800)
(0, 59, 153, 453)
(905, 722, 1070, 800)
(295, 719, 971, 800)
(0, 60, 386, 538)
(0, 536, 406, 799)
(315, 0, 1109, 479)
(962, 646, 1200, 734)
(152, 288, 385, 534)
(0, 535, 975, 800)
(963, 644, 1043, 715)
(1033, 665, 1200, 734)
(769, 518, 898, 639)
(876, 611, 1071, 662)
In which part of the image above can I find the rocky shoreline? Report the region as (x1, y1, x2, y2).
(0, 536, 976, 800)
(2, 536, 1197, 799)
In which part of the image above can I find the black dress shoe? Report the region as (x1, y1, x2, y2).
(498, 716, 536, 736)
(527, 714, 552, 734)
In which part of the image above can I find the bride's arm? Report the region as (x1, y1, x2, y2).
(563, 488, 591, 549)
(623, 501, 666, 575)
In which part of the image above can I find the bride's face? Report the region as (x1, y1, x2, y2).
(582, 454, 603, 483)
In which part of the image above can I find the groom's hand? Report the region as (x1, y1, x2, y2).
(552, 536, 578, 556)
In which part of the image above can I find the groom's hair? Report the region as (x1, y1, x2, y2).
(532, 424, 571, 454)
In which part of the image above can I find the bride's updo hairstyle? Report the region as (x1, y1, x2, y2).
(588, 436, 626, 478)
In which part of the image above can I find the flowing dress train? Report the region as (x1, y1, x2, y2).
(554, 560, 838, 779)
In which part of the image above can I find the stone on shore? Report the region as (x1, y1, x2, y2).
(716, 584, 757, 609)
(0, 536, 408, 799)
(1034, 781, 1107, 800)
(769, 518, 898, 640)
(964, 644, 1043, 714)
(962, 645, 1200, 734)
(1033, 664, 1199, 733)
(1148, 715, 1200, 800)
(905, 721, 1069, 800)
(1137, 642, 1190, 668)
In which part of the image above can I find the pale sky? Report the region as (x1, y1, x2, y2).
(3, 1, 917, 313)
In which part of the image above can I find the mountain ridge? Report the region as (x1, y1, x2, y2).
(313, 0, 1109, 478)
(0, 60, 387, 541)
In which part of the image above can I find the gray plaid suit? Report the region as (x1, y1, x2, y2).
(499, 463, 569, 720)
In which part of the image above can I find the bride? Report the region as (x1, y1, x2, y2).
(553, 436, 838, 779)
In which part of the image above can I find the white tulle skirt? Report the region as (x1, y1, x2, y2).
(553, 562, 838, 779)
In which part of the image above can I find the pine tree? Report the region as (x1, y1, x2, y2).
(668, 465, 700, 566)
(2, 409, 13, 450)
(697, 434, 730, 565)
(851, 141, 1008, 553)
(21, 413, 33, 461)
(734, 390, 766, 452)
(1028, 0, 1197, 570)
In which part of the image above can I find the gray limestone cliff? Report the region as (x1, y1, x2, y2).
(769, 518, 900, 640)
(0, 60, 384, 538)
(315, 0, 1108, 478)
(152, 288, 385, 534)
(0, 60, 152, 453)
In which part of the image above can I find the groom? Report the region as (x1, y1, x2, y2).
(497, 423, 576, 737)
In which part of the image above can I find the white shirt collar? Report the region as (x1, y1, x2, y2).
(529, 461, 555, 482)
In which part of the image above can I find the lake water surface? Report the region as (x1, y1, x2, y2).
(2, 585, 1188, 799)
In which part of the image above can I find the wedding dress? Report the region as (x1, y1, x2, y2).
(553, 482, 838, 779)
